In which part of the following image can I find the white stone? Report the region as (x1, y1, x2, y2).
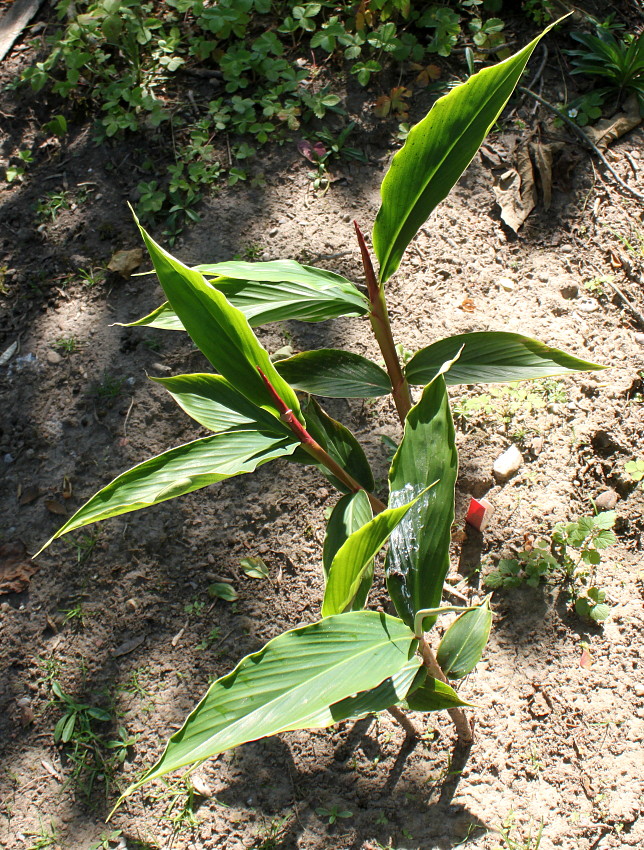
(493, 445, 523, 482)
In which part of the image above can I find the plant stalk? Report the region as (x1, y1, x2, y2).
(387, 705, 419, 739)
(353, 222, 412, 424)
(257, 367, 386, 514)
(418, 635, 473, 745)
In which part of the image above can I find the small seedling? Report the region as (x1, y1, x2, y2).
(92, 375, 124, 399)
(54, 337, 80, 355)
(315, 804, 353, 825)
(208, 582, 238, 601)
(195, 627, 221, 651)
(36, 190, 72, 223)
(25, 821, 60, 850)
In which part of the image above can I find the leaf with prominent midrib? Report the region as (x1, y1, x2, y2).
(405, 332, 604, 386)
(436, 597, 493, 679)
(275, 349, 391, 398)
(116, 611, 418, 799)
(36, 431, 298, 554)
(373, 21, 562, 283)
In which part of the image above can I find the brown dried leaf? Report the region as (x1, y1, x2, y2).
(45, 499, 67, 516)
(19, 485, 42, 505)
(493, 145, 537, 233)
(0, 542, 37, 595)
(107, 248, 144, 278)
(531, 140, 564, 211)
(459, 297, 476, 313)
(585, 95, 642, 151)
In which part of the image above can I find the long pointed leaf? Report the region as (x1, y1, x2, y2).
(405, 332, 605, 386)
(404, 669, 471, 712)
(119, 301, 184, 332)
(153, 373, 292, 435)
(36, 431, 298, 553)
(323, 491, 373, 579)
(119, 611, 417, 797)
(386, 376, 457, 631)
(275, 350, 391, 398)
(322, 488, 433, 617)
(134, 216, 302, 422)
(373, 21, 562, 283)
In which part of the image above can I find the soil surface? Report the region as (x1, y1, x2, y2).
(1, 4, 644, 850)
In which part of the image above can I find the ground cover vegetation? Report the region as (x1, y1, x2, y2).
(14, 0, 565, 240)
(35, 18, 613, 811)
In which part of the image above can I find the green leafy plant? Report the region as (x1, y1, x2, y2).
(316, 804, 353, 825)
(485, 512, 616, 622)
(625, 459, 644, 483)
(37, 19, 605, 808)
(568, 26, 644, 111)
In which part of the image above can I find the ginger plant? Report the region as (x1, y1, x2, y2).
(36, 17, 602, 806)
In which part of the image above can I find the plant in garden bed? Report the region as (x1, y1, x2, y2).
(36, 17, 605, 808)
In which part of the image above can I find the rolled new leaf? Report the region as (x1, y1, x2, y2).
(35, 431, 298, 554)
(133, 214, 302, 423)
(405, 332, 605, 386)
(386, 376, 457, 632)
(436, 597, 493, 679)
(275, 349, 392, 398)
(322, 487, 432, 617)
(116, 611, 419, 800)
(373, 19, 564, 283)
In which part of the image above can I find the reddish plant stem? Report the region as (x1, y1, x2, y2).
(418, 635, 473, 745)
(257, 368, 386, 514)
(353, 222, 412, 425)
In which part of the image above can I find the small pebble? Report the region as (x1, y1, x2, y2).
(46, 349, 63, 365)
(560, 283, 579, 299)
(151, 362, 171, 373)
(634, 333, 644, 345)
(268, 227, 278, 237)
(493, 445, 523, 483)
(4, 453, 14, 464)
(595, 489, 618, 511)
(498, 276, 514, 291)
(577, 298, 599, 313)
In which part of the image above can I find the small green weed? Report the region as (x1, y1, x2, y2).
(36, 191, 72, 223)
(584, 274, 614, 296)
(78, 267, 106, 289)
(453, 379, 566, 433)
(5, 150, 33, 183)
(485, 512, 616, 622)
(252, 812, 293, 849)
(493, 810, 544, 850)
(54, 337, 81, 355)
(625, 459, 644, 483)
(93, 375, 124, 399)
(88, 830, 123, 850)
(25, 821, 61, 850)
(195, 627, 222, 651)
(315, 804, 353, 825)
(156, 776, 200, 835)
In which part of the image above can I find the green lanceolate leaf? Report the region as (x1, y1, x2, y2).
(322, 487, 433, 617)
(436, 597, 493, 679)
(323, 491, 373, 579)
(405, 332, 605, 386)
(153, 373, 292, 435)
(119, 301, 183, 332)
(275, 349, 391, 398)
(120, 262, 369, 331)
(118, 612, 418, 799)
(373, 21, 562, 283)
(386, 376, 457, 632)
(134, 215, 302, 422)
(293, 397, 375, 492)
(404, 669, 471, 712)
(36, 431, 298, 554)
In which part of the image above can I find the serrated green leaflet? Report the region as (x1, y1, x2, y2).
(134, 215, 302, 422)
(36, 431, 298, 554)
(117, 611, 417, 799)
(323, 491, 373, 579)
(275, 349, 391, 398)
(373, 20, 563, 283)
(386, 376, 457, 631)
(322, 487, 433, 617)
(153, 373, 292, 435)
(405, 332, 604, 386)
(436, 598, 493, 680)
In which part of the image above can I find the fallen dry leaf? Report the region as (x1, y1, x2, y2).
(19, 485, 41, 505)
(45, 499, 67, 516)
(531, 140, 564, 210)
(580, 648, 593, 670)
(459, 297, 476, 312)
(0, 542, 37, 595)
(585, 94, 642, 150)
(493, 145, 537, 233)
(107, 248, 144, 278)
